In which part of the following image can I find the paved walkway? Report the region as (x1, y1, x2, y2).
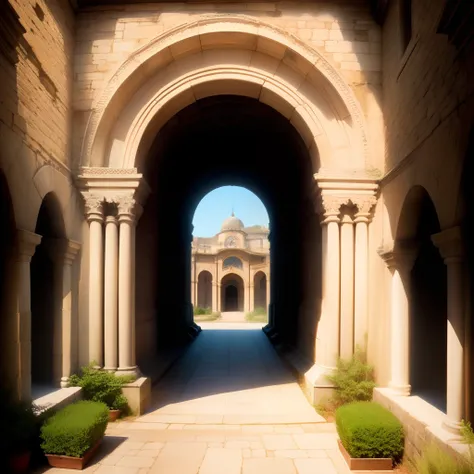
(42, 323, 350, 474)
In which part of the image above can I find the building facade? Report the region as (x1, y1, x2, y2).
(191, 213, 270, 313)
(0, 0, 473, 459)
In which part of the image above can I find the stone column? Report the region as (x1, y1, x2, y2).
(340, 212, 354, 359)
(353, 198, 375, 350)
(266, 275, 270, 311)
(104, 214, 119, 372)
(244, 283, 250, 313)
(212, 281, 218, 313)
(84, 194, 104, 367)
(379, 244, 418, 396)
(317, 197, 341, 368)
(432, 227, 465, 433)
(116, 196, 138, 377)
(60, 240, 81, 387)
(250, 282, 255, 312)
(15, 230, 42, 400)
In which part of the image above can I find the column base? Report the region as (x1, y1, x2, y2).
(103, 366, 118, 373)
(116, 366, 141, 379)
(60, 377, 70, 388)
(388, 382, 411, 396)
(442, 418, 462, 435)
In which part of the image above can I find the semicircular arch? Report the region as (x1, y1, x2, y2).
(81, 16, 369, 172)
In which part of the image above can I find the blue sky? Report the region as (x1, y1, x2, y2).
(192, 186, 269, 237)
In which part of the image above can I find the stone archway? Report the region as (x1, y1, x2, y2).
(221, 273, 244, 312)
(31, 192, 66, 390)
(197, 270, 213, 310)
(0, 171, 16, 387)
(253, 271, 267, 310)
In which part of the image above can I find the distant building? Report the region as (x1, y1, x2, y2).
(191, 213, 270, 312)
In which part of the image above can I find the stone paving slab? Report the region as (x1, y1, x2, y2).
(39, 324, 347, 473)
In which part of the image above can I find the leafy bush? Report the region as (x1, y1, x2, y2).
(245, 307, 268, 322)
(336, 401, 404, 462)
(68, 363, 132, 411)
(40, 401, 109, 457)
(194, 311, 221, 321)
(194, 307, 212, 315)
(415, 443, 474, 474)
(327, 348, 376, 406)
(461, 420, 474, 444)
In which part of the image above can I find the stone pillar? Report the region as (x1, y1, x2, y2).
(116, 196, 138, 377)
(217, 284, 222, 312)
(432, 227, 465, 433)
(317, 197, 341, 368)
(104, 214, 119, 372)
(15, 230, 42, 400)
(266, 274, 270, 311)
(250, 282, 255, 312)
(60, 240, 81, 387)
(212, 282, 218, 312)
(340, 213, 354, 359)
(379, 244, 418, 396)
(353, 198, 375, 350)
(244, 283, 250, 313)
(84, 194, 104, 367)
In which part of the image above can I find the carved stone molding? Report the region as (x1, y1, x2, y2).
(353, 196, 377, 217)
(16, 230, 42, 262)
(377, 241, 419, 273)
(82, 193, 104, 222)
(431, 226, 464, 263)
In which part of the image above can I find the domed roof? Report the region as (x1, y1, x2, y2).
(221, 212, 244, 231)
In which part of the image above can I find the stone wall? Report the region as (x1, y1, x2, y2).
(72, 1, 383, 169)
(382, 0, 474, 174)
(1, 0, 75, 172)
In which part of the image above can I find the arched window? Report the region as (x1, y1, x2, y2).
(223, 256, 243, 270)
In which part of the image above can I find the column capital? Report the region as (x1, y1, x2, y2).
(319, 196, 345, 223)
(115, 195, 142, 224)
(16, 229, 42, 262)
(353, 196, 377, 223)
(377, 241, 418, 273)
(65, 240, 81, 265)
(82, 192, 104, 223)
(431, 226, 464, 263)
(41, 238, 80, 265)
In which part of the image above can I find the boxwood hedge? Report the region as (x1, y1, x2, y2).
(336, 401, 404, 462)
(40, 400, 109, 458)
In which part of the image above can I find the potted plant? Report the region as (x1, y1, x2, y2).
(68, 363, 132, 421)
(41, 400, 109, 469)
(0, 389, 37, 474)
(335, 401, 404, 471)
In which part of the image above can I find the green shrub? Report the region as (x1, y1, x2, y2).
(461, 420, 474, 445)
(245, 307, 268, 322)
(336, 401, 404, 462)
(40, 401, 109, 457)
(194, 307, 212, 315)
(194, 311, 221, 321)
(327, 348, 376, 406)
(415, 443, 474, 474)
(68, 363, 132, 410)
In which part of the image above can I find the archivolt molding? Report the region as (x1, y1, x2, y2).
(80, 15, 369, 169)
(119, 65, 333, 170)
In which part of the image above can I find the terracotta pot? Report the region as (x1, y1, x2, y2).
(108, 409, 121, 422)
(10, 451, 31, 474)
(338, 439, 393, 470)
(45, 438, 102, 470)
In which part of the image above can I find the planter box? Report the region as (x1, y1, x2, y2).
(338, 440, 393, 471)
(45, 438, 102, 470)
(108, 409, 121, 422)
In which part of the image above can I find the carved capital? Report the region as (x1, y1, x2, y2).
(16, 230, 42, 262)
(431, 226, 464, 263)
(378, 240, 419, 273)
(319, 196, 346, 223)
(65, 240, 81, 265)
(82, 193, 104, 222)
(115, 195, 142, 224)
(353, 196, 377, 222)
